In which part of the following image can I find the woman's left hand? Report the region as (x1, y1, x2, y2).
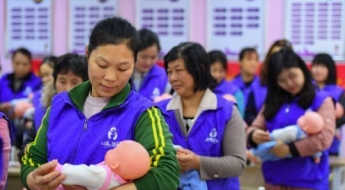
(270, 141, 290, 158)
(176, 148, 200, 172)
(62, 185, 87, 190)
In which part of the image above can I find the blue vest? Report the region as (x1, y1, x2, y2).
(31, 89, 46, 130)
(0, 73, 41, 103)
(134, 64, 168, 101)
(213, 79, 239, 96)
(230, 75, 267, 112)
(47, 90, 153, 164)
(318, 84, 344, 154)
(156, 96, 240, 190)
(263, 91, 329, 189)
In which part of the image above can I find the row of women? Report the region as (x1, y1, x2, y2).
(0, 16, 343, 190)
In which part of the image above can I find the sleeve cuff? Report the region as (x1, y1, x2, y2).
(288, 142, 300, 157)
(248, 130, 258, 148)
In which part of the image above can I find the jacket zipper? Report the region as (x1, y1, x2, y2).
(71, 118, 88, 163)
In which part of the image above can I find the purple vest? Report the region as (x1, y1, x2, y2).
(134, 64, 168, 101)
(47, 90, 153, 164)
(213, 79, 239, 96)
(0, 73, 41, 103)
(31, 89, 46, 130)
(263, 91, 329, 189)
(156, 96, 240, 190)
(230, 75, 266, 112)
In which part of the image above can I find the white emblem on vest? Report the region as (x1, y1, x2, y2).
(205, 128, 219, 144)
(107, 127, 118, 140)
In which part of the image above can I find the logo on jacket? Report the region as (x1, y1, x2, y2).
(205, 128, 218, 144)
(107, 127, 118, 140)
(151, 87, 161, 100)
(101, 126, 120, 148)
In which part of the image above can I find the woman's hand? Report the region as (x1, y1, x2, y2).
(270, 141, 290, 158)
(176, 148, 200, 173)
(28, 160, 65, 190)
(252, 129, 271, 145)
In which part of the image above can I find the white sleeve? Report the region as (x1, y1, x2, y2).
(271, 125, 300, 143)
(61, 164, 106, 190)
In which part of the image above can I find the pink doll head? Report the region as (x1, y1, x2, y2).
(222, 94, 237, 103)
(14, 101, 33, 118)
(297, 111, 324, 134)
(104, 140, 150, 181)
(335, 102, 344, 119)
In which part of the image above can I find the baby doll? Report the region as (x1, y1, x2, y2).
(56, 140, 150, 190)
(174, 145, 208, 190)
(252, 111, 324, 163)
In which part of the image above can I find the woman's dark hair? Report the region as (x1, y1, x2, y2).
(260, 39, 293, 85)
(208, 50, 227, 70)
(138, 28, 161, 51)
(88, 17, 141, 62)
(312, 53, 337, 85)
(12, 48, 32, 62)
(263, 48, 316, 120)
(239, 47, 258, 61)
(53, 53, 88, 83)
(164, 42, 215, 92)
(39, 56, 57, 71)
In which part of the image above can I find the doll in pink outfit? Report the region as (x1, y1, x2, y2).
(55, 140, 150, 190)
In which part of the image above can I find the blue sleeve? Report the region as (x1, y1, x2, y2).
(233, 90, 245, 118)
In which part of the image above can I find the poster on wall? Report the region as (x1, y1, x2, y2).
(69, 0, 118, 54)
(207, 0, 266, 60)
(136, 0, 190, 57)
(285, 0, 345, 60)
(6, 0, 53, 56)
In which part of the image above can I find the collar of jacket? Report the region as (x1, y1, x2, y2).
(68, 81, 131, 111)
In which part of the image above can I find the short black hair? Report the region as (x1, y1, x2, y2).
(12, 48, 32, 62)
(40, 56, 57, 70)
(164, 42, 215, 92)
(208, 50, 227, 70)
(53, 53, 88, 83)
(312, 53, 337, 85)
(88, 17, 141, 62)
(138, 28, 161, 51)
(239, 47, 258, 61)
(263, 48, 315, 120)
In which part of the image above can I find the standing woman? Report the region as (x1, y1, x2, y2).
(208, 50, 245, 118)
(21, 17, 179, 190)
(156, 42, 246, 190)
(311, 53, 345, 155)
(247, 48, 335, 190)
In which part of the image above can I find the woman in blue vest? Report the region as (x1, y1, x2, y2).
(247, 48, 335, 190)
(20, 17, 179, 190)
(156, 42, 246, 190)
(230, 48, 267, 126)
(132, 28, 169, 101)
(30, 56, 56, 130)
(0, 48, 42, 149)
(311, 53, 345, 155)
(208, 50, 245, 118)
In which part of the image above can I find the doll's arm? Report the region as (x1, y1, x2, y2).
(271, 125, 306, 143)
(56, 163, 106, 189)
